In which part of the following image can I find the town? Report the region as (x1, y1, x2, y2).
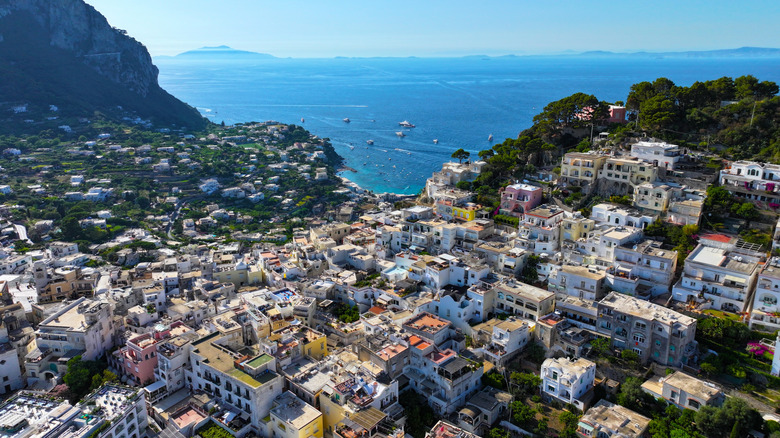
(2, 116, 780, 438)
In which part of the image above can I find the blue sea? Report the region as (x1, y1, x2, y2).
(155, 55, 780, 195)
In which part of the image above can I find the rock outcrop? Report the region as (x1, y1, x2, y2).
(0, 0, 207, 129)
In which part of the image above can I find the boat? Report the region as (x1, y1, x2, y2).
(300, 117, 305, 123)
(407, 152, 411, 155)
(399, 120, 415, 128)
(396, 132, 405, 137)
(348, 146, 355, 150)
(366, 140, 374, 145)
(388, 158, 392, 161)
(488, 134, 494, 142)
(343, 118, 350, 123)
(433, 139, 438, 144)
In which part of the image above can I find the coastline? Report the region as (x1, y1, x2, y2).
(336, 171, 418, 200)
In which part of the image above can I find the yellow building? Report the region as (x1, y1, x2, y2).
(269, 391, 323, 438)
(560, 213, 596, 242)
(452, 204, 480, 222)
(560, 152, 608, 194)
(319, 389, 348, 435)
(302, 328, 328, 360)
(598, 157, 658, 189)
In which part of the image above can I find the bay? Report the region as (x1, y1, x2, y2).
(155, 55, 780, 195)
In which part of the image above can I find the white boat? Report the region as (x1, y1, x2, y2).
(488, 134, 494, 142)
(366, 140, 374, 145)
(433, 139, 438, 144)
(343, 118, 350, 123)
(399, 120, 415, 128)
(396, 132, 405, 137)
(348, 146, 355, 150)
(300, 117, 305, 123)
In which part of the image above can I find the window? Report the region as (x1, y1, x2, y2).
(688, 399, 701, 409)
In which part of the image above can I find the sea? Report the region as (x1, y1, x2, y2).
(155, 55, 780, 195)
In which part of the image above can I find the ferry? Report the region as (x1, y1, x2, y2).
(366, 140, 374, 145)
(343, 118, 350, 123)
(396, 132, 405, 137)
(399, 120, 415, 128)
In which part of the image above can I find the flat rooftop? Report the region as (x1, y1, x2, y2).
(271, 392, 321, 430)
(403, 312, 450, 334)
(600, 292, 695, 326)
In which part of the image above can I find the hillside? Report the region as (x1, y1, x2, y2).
(0, 0, 207, 130)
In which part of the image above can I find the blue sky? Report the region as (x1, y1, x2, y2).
(86, 0, 780, 58)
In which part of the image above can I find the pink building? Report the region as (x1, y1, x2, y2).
(500, 183, 543, 217)
(110, 333, 158, 386)
(607, 105, 627, 124)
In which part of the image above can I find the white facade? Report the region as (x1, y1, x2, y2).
(749, 257, 780, 331)
(630, 140, 681, 170)
(672, 244, 761, 313)
(590, 204, 655, 229)
(541, 357, 595, 411)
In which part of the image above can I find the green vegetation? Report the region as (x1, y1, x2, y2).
(63, 356, 114, 404)
(334, 303, 360, 324)
(195, 421, 234, 438)
(399, 392, 437, 438)
(643, 219, 699, 268)
(626, 76, 779, 160)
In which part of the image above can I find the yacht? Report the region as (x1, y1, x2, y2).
(488, 133, 494, 142)
(343, 118, 350, 123)
(300, 117, 304, 123)
(399, 120, 415, 128)
(396, 131, 405, 137)
(366, 140, 374, 145)
(433, 139, 438, 144)
(348, 145, 355, 150)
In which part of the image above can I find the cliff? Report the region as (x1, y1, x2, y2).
(0, 0, 207, 129)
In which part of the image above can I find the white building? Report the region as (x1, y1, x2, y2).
(590, 204, 655, 229)
(672, 243, 761, 313)
(720, 161, 780, 209)
(27, 298, 115, 380)
(610, 239, 677, 299)
(630, 140, 682, 170)
(189, 332, 284, 429)
(482, 317, 534, 366)
(548, 265, 606, 301)
(199, 178, 220, 194)
(541, 357, 596, 411)
(749, 257, 780, 331)
(516, 205, 565, 255)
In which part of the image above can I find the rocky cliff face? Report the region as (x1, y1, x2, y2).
(0, 0, 207, 129)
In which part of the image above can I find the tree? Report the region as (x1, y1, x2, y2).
(487, 429, 509, 438)
(60, 216, 82, 240)
(451, 148, 470, 163)
(734, 202, 759, 221)
(590, 337, 611, 357)
(559, 411, 581, 438)
(482, 371, 506, 390)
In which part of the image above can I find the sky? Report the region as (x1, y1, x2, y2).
(85, 0, 780, 58)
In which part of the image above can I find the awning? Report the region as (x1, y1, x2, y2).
(724, 275, 746, 285)
(145, 380, 167, 392)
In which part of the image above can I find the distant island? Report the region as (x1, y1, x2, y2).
(154, 46, 780, 61)
(157, 45, 276, 59)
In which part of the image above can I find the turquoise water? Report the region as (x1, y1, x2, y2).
(155, 55, 780, 195)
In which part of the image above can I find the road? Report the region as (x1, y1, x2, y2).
(13, 224, 31, 244)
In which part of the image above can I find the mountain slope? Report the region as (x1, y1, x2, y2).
(0, 0, 207, 130)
